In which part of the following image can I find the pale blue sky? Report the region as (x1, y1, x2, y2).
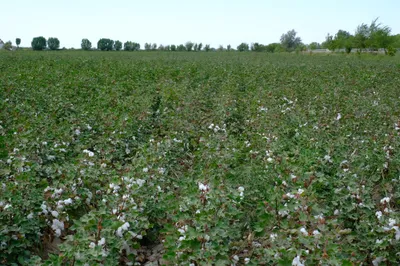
(1, 0, 399, 49)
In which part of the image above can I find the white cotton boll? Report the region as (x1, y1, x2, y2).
(51, 211, 59, 218)
(157, 186, 162, 192)
(244, 258, 250, 264)
(380, 197, 390, 204)
(136, 179, 145, 187)
(27, 213, 34, 219)
(313, 230, 321, 236)
(267, 157, 274, 163)
(372, 257, 383, 266)
(98, 237, 105, 246)
(116, 228, 123, 237)
(297, 188, 304, 195)
(395, 228, 400, 240)
(75, 129, 81, 135)
(143, 167, 149, 173)
(121, 222, 130, 231)
(388, 218, 396, 227)
(178, 236, 186, 241)
(300, 227, 308, 236)
(178, 228, 186, 234)
(64, 198, 73, 205)
(336, 113, 342, 120)
(89, 242, 96, 248)
(88, 151, 94, 157)
(292, 255, 305, 266)
(101, 163, 107, 168)
(4, 204, 12, 210)
(87, 124, 92, 130)
(198, 182, 209, 191)
(232, 255, 239, 262)
(334, 209, 340, 215)
(270, 233, 277, 241)
(376, 239, 383, 244)
(238, 186, 244, 192)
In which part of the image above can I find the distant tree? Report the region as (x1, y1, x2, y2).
(251, 42, 265, 52)
(393, 34, 400, 48)
(47, 37, 60, 50)
(197, 43, 203, 51)
(81, 39, 92, 50)
(185, 41, 194, 51)
(308, 42, 319, 50)
(280, 29, 302, 52)
(114, 40, 122, 51)
(158, 44, 165, 51)
(204, 44, 211, 52)
(16, 38, 21, 48)
(177, 44, 186, 51)
(97, 38, 114, 51)
(165, 45, 170, 51)
(353, 23, 369, 52)
(227, 44, 231, 51)
(151, 43, 157, 50)
(170, 44, 177, 51)
(124, 41, 140, 51)
(217, 45, 224, 51)
(237, 42, 249, 52)
(3, 41, 12, 51)
(265, 43, 282, 53)
(144, 43, 151, 51)
(322, 34, 336, 51)
(31, 36, 47, 51)
(193, 43, 198, 51)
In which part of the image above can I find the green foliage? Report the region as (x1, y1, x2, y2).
(97, 38, 114, 51)
(227, 44, 231, 51)
(185, 41, 194, 51)
(47, 37, 60, 50)
(16, 38, 21, 47)
(81, 38, 92, 50)
(144, 42, 151, 51)
(1, 51, 400, 265)
(280, 29, 302, 52)
(177, 44, 186, 51)
(170, 44, 176, 51)
(31, 36, 47, 51)
(308, 42, 319, 50)
(113, 40, 122, 51)
(387, 46, 397, 56)
(237, 42, 249, 52)
(204, 44, 211, 52)
(197, 43, 203, 51)
(3, 41, 12, 51)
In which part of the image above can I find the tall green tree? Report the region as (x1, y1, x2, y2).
(97, 38, 114, 51)
(177, 44, 186, 51)
(227, 44, 231, 51)
(31, 36, 47, 51)
(47, 37, 60, 50)
(16, 38, 21, 48)
(197, 43, 203, 51)
(81, 39, 92, 50)
(151, 43, 157, 50)
(3, 41, 12, 51)
(170, 44, 176, 51)
(114, 40, 122, 51)
(185, 41, 194, 51)
(204, 44, 211, 52)
(280, 29, 302, 52)
(237, 43, 249, 52)
(308, 42, 319, 50)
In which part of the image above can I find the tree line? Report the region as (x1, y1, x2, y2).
(3, 18, 399, 55)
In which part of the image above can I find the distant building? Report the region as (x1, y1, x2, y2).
(0, 39, 4, 49)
